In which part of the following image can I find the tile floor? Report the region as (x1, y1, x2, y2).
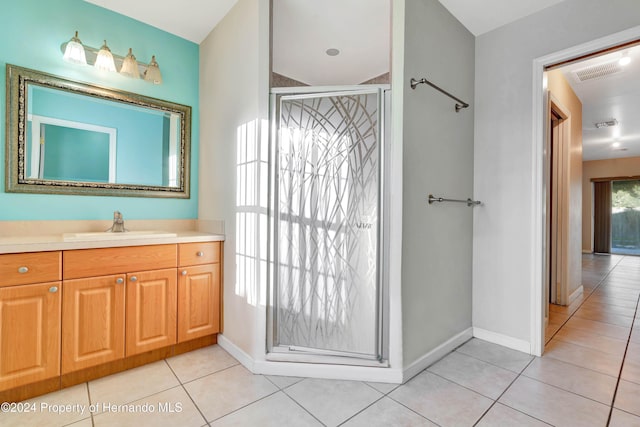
(2, 254, 639, 426)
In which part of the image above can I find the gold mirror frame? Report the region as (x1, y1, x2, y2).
(5, 64, 191, 198)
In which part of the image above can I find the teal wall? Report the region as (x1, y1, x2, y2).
(0, 0, 199, 220)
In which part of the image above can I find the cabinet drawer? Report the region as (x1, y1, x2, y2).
(0, 252, 62, 287)
(63, 245, 177, 279)
(179, 242, 220, 266)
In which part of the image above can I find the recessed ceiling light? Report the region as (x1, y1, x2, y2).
(325, 48, 340, 57)
(612, 142, 621, 148)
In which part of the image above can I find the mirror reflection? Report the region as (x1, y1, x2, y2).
(6, 65, 191, 198)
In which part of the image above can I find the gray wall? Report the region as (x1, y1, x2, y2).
(473, 0, 640, 345)
(401, 0, 475, 366)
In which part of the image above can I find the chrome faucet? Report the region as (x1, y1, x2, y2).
(107, 211, 127, 233)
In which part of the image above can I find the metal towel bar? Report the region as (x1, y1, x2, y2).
(428, 194, 481, 207)
(410, 77, 469, 113)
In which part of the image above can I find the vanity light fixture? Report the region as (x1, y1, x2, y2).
(94, 40, 116, 72)
(63, 31, 87, 65)
(60, 31, 162, 84)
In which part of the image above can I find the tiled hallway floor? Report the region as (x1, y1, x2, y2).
(3, 254, 639, 426)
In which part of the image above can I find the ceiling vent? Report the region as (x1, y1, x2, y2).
(595, 119, 618, 128)
(573, 59, 623, 82)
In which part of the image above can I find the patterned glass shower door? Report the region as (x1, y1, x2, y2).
(273, 89, 383, 360)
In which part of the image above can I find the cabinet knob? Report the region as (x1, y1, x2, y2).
(49, 286, 58, 293)
(18, 266, 29, 274)
(196, 251, 204, 257)
(116, 278, 124, 284)
(130, 276, 138, 282)
(181, 270, 188, 276)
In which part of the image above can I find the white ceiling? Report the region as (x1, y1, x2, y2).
(438, 0, 566, 36)
(84, 0, 238, 44)
(559, 46, 640, 161)
(272, 0, 391, 85)
(83, 0, 569, 46)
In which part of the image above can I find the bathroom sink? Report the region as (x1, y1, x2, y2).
(62, 230, 178, 242)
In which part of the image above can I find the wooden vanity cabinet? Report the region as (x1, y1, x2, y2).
(0, 240, 222, 400)
(177, 242, 221, 342)
(62, 245, 177, 372)
(0, 251, 62, 391)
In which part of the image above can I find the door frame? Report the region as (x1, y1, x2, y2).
(546, 94, 571, 308)
(531, 25, 640, 356)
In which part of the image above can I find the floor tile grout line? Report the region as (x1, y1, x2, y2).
(361, 380, 397, 395)
(202, 388, 283, 425)
(425, 368, 514, 402)
(554, 323, 631, 342)
(263, 375, 304, 391)
(546, 256, 624, 344)
(482, 402, 555, 427)
(572, 313, 636, 328)
(384, 393, 444, 427)
(549, 334, 629, 356)
(525, 353, 621, 380)
(453, 348, 533, 375)
(84, 382, 95, 427)
(162, 359, 210, 426)
(280, 386, 329, 426)
(471, 356, 538, 427)
(335, 394, 386, 426)
(519, 368, 619, 406)
(606, 274, 640, 427)
(88, 369, 184, 416)
(559, 321, 633, 339)
(178, 362, 241, 387)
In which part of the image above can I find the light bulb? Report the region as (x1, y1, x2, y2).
(120, 48, 140, 79)
(63, 31, 87, 65)
(143, 55, 162, 84)
(619, 53, 631, 66)
(94, 40, 116, 72)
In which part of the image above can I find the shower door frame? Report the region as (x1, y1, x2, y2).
(267, 85, 390, 365)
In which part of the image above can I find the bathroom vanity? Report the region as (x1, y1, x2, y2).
(0, 232, 223, 402)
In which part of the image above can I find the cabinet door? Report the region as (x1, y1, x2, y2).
(178, 264, 220, 342)
(0, 282, 61, 391)
(126, 268, 177, 356)
(62, 275, 125, 374)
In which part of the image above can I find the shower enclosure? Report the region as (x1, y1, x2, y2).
(269, 87, 388, 363)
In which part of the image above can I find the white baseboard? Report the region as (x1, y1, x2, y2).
(472, 327, 531, 354)
(220, 328, 476, 384)
(568, 285, 584, 305)
(402, 327, 473, 383)
(218, 334, 403, 383)
(217, 334, 255, 371)
(582, 250, 592, 254)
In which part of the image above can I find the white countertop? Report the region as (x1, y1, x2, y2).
(0, 231, 225, 254)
